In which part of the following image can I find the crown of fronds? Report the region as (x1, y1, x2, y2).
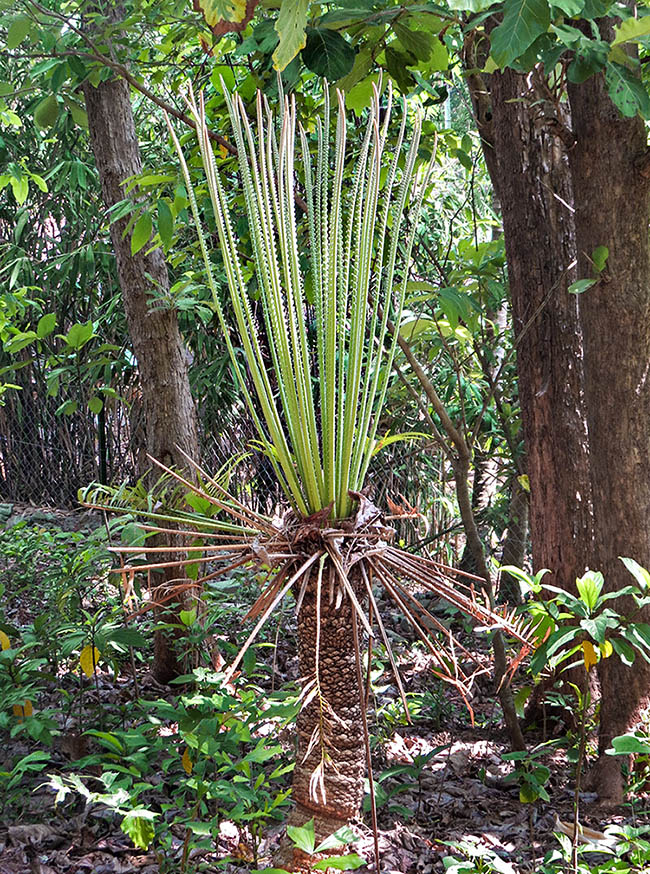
(168, 81, 427, 520)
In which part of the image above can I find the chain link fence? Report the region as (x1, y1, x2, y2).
(0, 365, 451, 547)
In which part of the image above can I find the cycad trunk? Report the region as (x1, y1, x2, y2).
(278, 570, 365, 872)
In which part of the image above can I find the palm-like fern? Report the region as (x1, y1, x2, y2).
(84, 84, 532, 844)
(169, 82, 426, 520)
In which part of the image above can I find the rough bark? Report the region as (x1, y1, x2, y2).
(568, 69, 650, 803)
(276, 572, 365, 872)
(83, 75, 200, 683)
(465, 55, 592, 598)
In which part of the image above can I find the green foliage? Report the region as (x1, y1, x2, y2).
(171, 81, 428, 519)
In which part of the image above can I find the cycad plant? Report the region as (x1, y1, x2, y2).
(88, 82, 531, 870)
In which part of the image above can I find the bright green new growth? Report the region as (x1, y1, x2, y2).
(168, 83, 429, 519)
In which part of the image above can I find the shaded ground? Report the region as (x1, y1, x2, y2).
(1, 517, 648, 873)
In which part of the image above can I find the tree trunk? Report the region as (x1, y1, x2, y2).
(568, 68, 650, 803)
(500, 475, 529, 606)
(83, 75, 200, 683)
(277, 571, 365, 872)
(459, 449, 498, 575)
(467, 60, 592, 597)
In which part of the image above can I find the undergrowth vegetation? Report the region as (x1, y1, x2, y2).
(1, 520, 649, 873)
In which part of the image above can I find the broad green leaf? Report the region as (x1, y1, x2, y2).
(394, 22, 435, 62)
(580, 613, 618, 644)
(607, 733, 650, 755)
(34, 95, 60, 129)
(567, 40, 608, 83)
(551, 0, 584, 13)
(422, 37, 449, 73)
(273, 0, 310, 71)
(514, 685, 532, 718)
(65, 320, 94, 350)
(83, 730, 125, 753)
(620, 556, 650, 590)
(592, 245, 609, 272)
(313, 855, 366, 871)
(490, 0, 551, 68)
(519, 782, 539, 803)
(4, 330, 37, 353)
(315, 825, 358, 853)
(568, 279, 595, 294)
(131, 212, 153, 256)
(611, 637, 636, 665)
(302, 28, 355, 79)
(121, 811, 156, 850)
(576, 570, 603, 611)
(36, 313, 56, 339)
(612, 15, 650, 46)
(88, 396, 103, 414)
(446, 0, 497, 9)
(385, 46, 417, 93)
(10, 174, 28, 205)
(157, 199, 174, 251)
(287, 818, 315, 854)
(346, 74, 379, 115)
(187, 822, 212, 835)
(6, 16, 31, 49)
(179, 608, 197, 626)
(605, 62, 650, 118)
(103, 627, 147, 647)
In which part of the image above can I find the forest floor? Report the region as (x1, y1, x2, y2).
(0, 518, 648, 874)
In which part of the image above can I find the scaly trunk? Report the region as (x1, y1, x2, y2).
(277, 570, 365, 872)
(83, 73, 200, 683)
(568, 65, 650, 803)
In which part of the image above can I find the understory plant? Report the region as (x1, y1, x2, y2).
(85, 82, 531, 871)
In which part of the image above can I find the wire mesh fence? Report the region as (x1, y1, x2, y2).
(0, 366, 454, 554)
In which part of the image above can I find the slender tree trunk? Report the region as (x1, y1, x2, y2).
(500, 475, 529, 606)
(84, 75, 200, 683)
(466, 59, 592, 597)
(277, 571, 365, 872)
(459, 449, 498, 574)
(568, 68, 650, 803)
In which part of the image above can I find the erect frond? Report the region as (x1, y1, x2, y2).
(166, 81, 429, 520)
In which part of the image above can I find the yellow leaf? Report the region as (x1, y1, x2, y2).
(219, 143, 228, 160)
(13, 700, 33, 719)
(600, 640, 613, 659)
(181, 747, 193, 775)
(80, 645, 101, 678)
(0, 630, 10, 650)
(272, 0, 310, 71)
(582, 640, 598, 671)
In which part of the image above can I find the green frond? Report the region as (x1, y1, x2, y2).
(170, 81, 429, 520)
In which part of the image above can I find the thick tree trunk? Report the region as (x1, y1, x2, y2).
(568, 70, 650, 803)
(277, 572, 365, 872)
(466, 60, 592, 597)
(83, 75, 200, 683)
